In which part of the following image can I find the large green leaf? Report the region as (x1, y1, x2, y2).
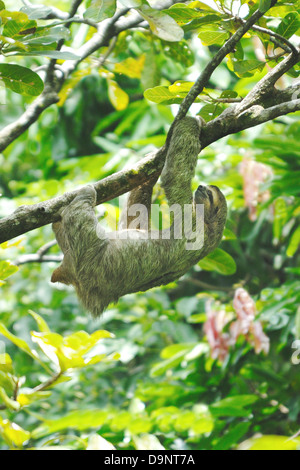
(84, 0, 116, 21)
(276, 12, 300, 39)
(214, 422, 251, 450)
(32, 409, 109, 438)
(20, 25, 70, 45)
(144, 85, 181, 104)
(210, 395, 258, 417)
(198, 27, 228, 46)
(20, 4, 53, 19)
(0, 64, 44, 96)
(198, 248, 236, 275)
(0, 323, 40, 363)
(239, 435, 300, 450)
(136, 4, 184, 42)
(232, 59, 265, 77)
(0, 10, 37, 38)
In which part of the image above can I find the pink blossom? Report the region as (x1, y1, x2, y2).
(240, 158, 272, 221)
(204, 289, 270, 361)
(203, 305, 231, 362)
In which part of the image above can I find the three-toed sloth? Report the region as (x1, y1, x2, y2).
(51, 117, 227, 316)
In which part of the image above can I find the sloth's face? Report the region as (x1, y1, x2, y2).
(194, 185, 226, 223)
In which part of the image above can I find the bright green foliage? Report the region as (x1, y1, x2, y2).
(0, 0, 300, 452)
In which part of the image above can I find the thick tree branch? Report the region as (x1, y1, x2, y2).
(1, 0, 300, 245)
(0, 149, 165, 244)
(163, 0, 279, 147)
(236, 51, 300, 114)
(201, 83, 300, 148)
(174, 0, 278, 123)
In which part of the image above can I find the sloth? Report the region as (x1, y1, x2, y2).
(51, 117, 227, 316)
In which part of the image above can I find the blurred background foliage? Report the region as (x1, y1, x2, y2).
(0, 0, 300, 451)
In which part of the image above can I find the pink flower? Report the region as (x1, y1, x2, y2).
(231, 288, 270, 354)
(240, 158, 272, 221)
(203, 304, 231, 361)
(248, 321, 270, 355)
(204, 289, 270, 361)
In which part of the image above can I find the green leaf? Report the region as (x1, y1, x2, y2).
(160, 343, 196, 359)
(31, 329, 113, 371)
(136, 5, 184, 42)
(119, 0, 142, 6)
(84, 0, 116, 22)
(17, 390, 51, 407)
(239, 435, 300, 450)
(199, 103, 224, 122)
(0, 323, 49, 372)
(168, 80, 193, 94)
(220, 90, 238, 99)
(233, 59, 265, 77)
(0, 260, 18, 281)
(20, 4, 53, 20)
(210, 395, 258, 417)
(198, 27, 228, 46)
(276, 12, 300, 39)
(188, 313, 207, 323)
(114, 55, 145, 79)
(295, 307, 300, 340)
(20, 25, 70, 45)
(0, 418, 30, 447)
(0, 354, 13, 373)
(162, 40, 194, 67)
(144, 85, 180, 104)
(133, 434, 165, 450)
(0, 11, 37, 38)
(19, 50, 80, 60)
(0, 64, 44, 96)
(150, 349, 190, 377)
(0, 387, 20, 411)
(259, 0, 272, 13)
(32, 409, 109, 438)
(214, 422, 251, 450)
(163, 4, 205, 24)
(87, 434, 116, 450)
(183, 14, 221, 32)
(0, 323, 36, 359)
(28, 310, 50, 333)
(107, 79, 129, 110)
(222, 228, 237, 240)
(287, 225, 300, 257)
(198, 248, 236, 275)
(273, 197, 288, 243)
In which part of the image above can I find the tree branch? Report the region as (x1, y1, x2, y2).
(163, 0, 279, 147)
(201, 82, 300, 148)
(174, 0, 278, 123)
(0, 1, 176, 152)
(15, 241, 62, 265)
(1, 0, 300, 246)
(0, 148, 165, 244)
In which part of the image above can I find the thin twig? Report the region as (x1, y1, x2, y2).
(236, 16, 298, 55)
(32, 371, 63, 392)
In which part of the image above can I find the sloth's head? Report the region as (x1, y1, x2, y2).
(194, 184, 227, 226)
